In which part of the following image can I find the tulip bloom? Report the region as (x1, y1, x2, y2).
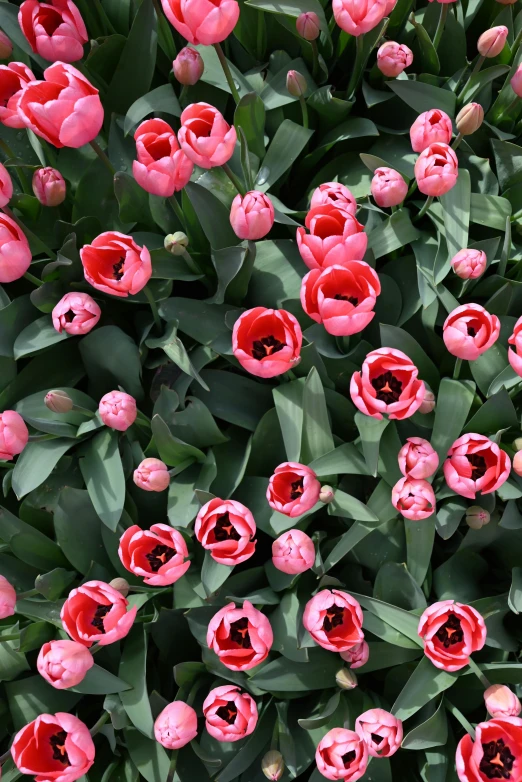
(0, 574, 16, 619)
(232, 307, 302, 379)
(303, 589, 364, 653)
(451, 249, 487, 280)
(0, 410, 29, 461)
(154, 702, 198, 749)
(207, 601, 273, 671)
(443, 433, 511, 500)
(508, 316, 522, 378)
(457, 717, 522, 782)
(61, 580, 137, 647)
(133, 458, 170, 492)
(230, 191, 275, 240)
(410, 109, 452, 153)
(0, 62, 35, 128)
(11, 713, 95, 782)
(418, 600, 486, 671)
(80, 232, 152, 297)
(37, 640, 94, 690)
(18, 63, 103, 148)
(133, 119, 193, 198)
(310, 182, 356, 214)
(377, 41, 413, 77)
(478, 26, 508, 58)
(316, 728, 368, 781)
(52, 292, 101, 336)
(33, 167, 67, 207)
(161, 0, 239, 45)
(350, 347, 425, 420)
(0, 213, 32, 283)
(296, 11, 320, 40)
(99, 391, 137, 432)
(19, 0, 87, 63)
(0, 162, 13, 208)
(371, 167, 408, 208)
(118, 524, 190, 586)
(300, 262, 381, 337)
(355, 709, 403, 758)
(415, 142, 458, 196)
(267, 462, 321, 518)
(443, 303, 500, 361)
(195, 497, 256, 565)
(340, 640, 369, 669)
(178, 102, 237, 169)
(297, 204, 367, 271)
(484, 685, 522, 719)
(203, 685, 258, 742)
(272, 529, 315, 574)
(333, 0, 387, 36)
(173, 47, 204, 85)
(398, 437, 439, 479)
(392, 477, 436, 520)
(511, 64, 522, 97)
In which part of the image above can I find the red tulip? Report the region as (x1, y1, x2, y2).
(377, 41, 413, 77)
(61, 580, 137, 647)
(133, 458, 170, 492)
(457, 717, 522, 782)
(207, 601, 273, 671)
(161, 0, 239, 45)
(0, 162, 13, 207)
(133, 119, 193, 198)
(451, 249, 487, 280)
(398, 437, 439, 479)
(203, 685, 258, 742)
(410, 109, 452, 153)
(230, 191, 275, 240)
(508, 316, 522, 378)
(272, 529, 315, 574)
(355, 709, 403, 758)
(0, 213, 32, 283)
(392, 477, 436, 520)
(33, 167, 66, 207)
(81, 232, 152, 297)
(0, 62, 35, 128)
(178, 102, 237, 169)
(333, 0, 388, 36)
(232, 307, 302, 379)
(371, 167, 408, 208)
(418, 600, 486, 671)
(267, 462, 321, 518)
(340, 640, 369, 669)
(303, 589, 364, 653)
(118, 524, 190, 586)
(414, 142, 458, 197)
(297, 204, 367, 271)
(443, 433, 510, 500)
(350, 347, 425, 420)
(195, 497, 256, 565)
(443, 304, 500, 361)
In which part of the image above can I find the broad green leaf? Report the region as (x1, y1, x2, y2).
(309, 443, 369, 477)
(388, 80, 456, 116)
(120, 627, 155, 738)
(350, 591, 423, 645)
(273, 379, 304, 463)
(124, 84, 180, 136)
(392, 657, 458, 721)
(471, 194, 511, 231)
(402, 698, 448, 750)
(151, 414, 206, 466)
(184, 182, 239, 250)
(368, 209, 420, 259)
(124, 728, 170, 782)
(460, 65, 511, 105)
(405, 516, 435, 586)
(250, 649, 342, 692)
(55, 488, 114, 575)
(80, 429, 125, 531)
(0, 295, 41, 359)
(5, 675, 80, 731)
(255, 120, 314, 192)
(80, 325, 143, 401)
(374, 562, 427, 611)
(329, 490, 379, 524)
(430, 379, 474, 464)
(440, 169, 471, 276)
(323, 522, 373, 572)
(12, 439, 75, 499)
(234, 93, 266, 159)
(508, 568, 522, 614)
(13, 316, 68, 360)
(355, 412, 389, 477)
(470, 343, 509, 397)
(146, 322, 209, 391)
(301, 367, 334, 462)
(201, 552, 233, 597)
(72, 665, 131, 695)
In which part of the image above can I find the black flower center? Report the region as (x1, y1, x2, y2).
(371, 371, 403, 404)
(64, 310, 75, 323)
(468, 326, 477, 337)
(323, 604, 344, 633)
(252, 335, 285, 360)
(91, 603, 111, 633)
(230, 617, 252, 649)
(435, 613, 463, 648)
(214, 512, 240, 542)
(342, 751, 356, 768)
(334, 294, 358, 305)
(480, 739, 515, 779)
(290, 477, 304, 500)
(371, 733, 382, 745)
(467, 453, 487, 480)
(50, 731, 69, 765)
(145, 544, 175, 573)
(216, 702, 237, 724)
(113, 257, 125, 280)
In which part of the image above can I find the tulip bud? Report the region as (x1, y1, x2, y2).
(477, 26, 508, 58)
(514, 450, 522, 477)
(511, 64, 522, 98)
(164, 232, 189, 256)
(109, 577, 130, 598)
(262, 751, 284, 781)
(319, 485, 335, 504)
(484, 684, 522, 718)
(0, 30, 12, 60)
(465, 506, 490, 530)
(32, 167, 66, 207)
(513, 438, 522, 452)
(287, 70, 307, 97)
(419, 389, 435, 414)
(45, 390, 73, 414)
(173, 47, 204, 86)
(336, 667, 358, 690)
(456, 103, 484, 136)
(296, 11, 320, 41)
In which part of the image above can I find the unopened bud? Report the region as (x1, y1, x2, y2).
(319, 485, 335, 504)
(286, 69, 307, 97)
(336, 667, 358, 690)
(514, 450, 522, 477)
(465, 506, 490, 530)
(262, 751, 284, 781)
(45, 390, 73, 414)
(456, 103, 484, 136)
(484, 684, 522, 718)
(419, 389, 435, 414)
(109, 578, 130, 598)
(296, 11, 320, 41)
(477, 26, 508, 58)
(164, 231, 189, 256)
(513, 438, 522, 452)
(173, 47, 204, 86)
(0, 31, 12, 59)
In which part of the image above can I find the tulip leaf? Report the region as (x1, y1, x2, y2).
(80, 428, 126, 531)
(124, 84, 181, 136)
(392, 657, 458, 721)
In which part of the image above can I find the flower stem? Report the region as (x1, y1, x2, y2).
(143, 285, 162, 332)
(468, 656, 492, 689)
(445, 698, 476, 739)
(453, 358, 463, 379)
(89, 140, 115, 176)
(181, 250, 203, 276)
(168, 194, 187, 231)
(311, 40, 320, 80)
(17, 588, 39, 600)
(179, 85, 189, 108)
(433, 3, 449, 51)
(90, 711, 110, 737)
(166, 750, 179, 782)
(0, 634, 20, 642)
(458, 55, 485, 102)
(452, 132, 464, 151)
(299, 94, 309, 129)
(213, 43, 240, 104)
(221, 163, 246, 196)
(24, 271, 43, 287)
(414, 195, 434, 222)
(2, 205, 57, 259)
(345, 34, 365, 100)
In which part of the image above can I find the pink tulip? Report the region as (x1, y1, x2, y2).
(133, 458, 170, 492)
(267, 462, 321, 518)
(178, 102, 237, 168)
(333, 0, 387, 36)
(37, 640, 94, 690)
(509, 317, 522, 377)
(514, 451, 522, 476)
(451, 249, 487, 280)
(511, 64, 522, 97)
(161, 0, 239, 45)
(0, 62, 35, 128)
(377, 41, 413, 77)
(173, 47, 204, 85)
(80, 232, 152, 298)
(456, 103, 484, 136)
(300, 262, 381, 336)
(0, 31, 12, 59)
(497, 0, 517, 4)
(287, 70, 307, 97)
(52, 292, 101, 336)
(297, 204, 367, 271)
(119, 524, 189, 586)
(392, 477, 436, 520)
(385, 0, 397, 11)
(154, 701, 198, 749)
(355, 709, 403, 758)
(350, 347, 425, 420)
(477, 26, 508, 58)
(61, 580, 137, 647)
(410, 109, 453, 153)
(0, 574, 16, 619)
(19, 0, 87, 63)
(443, 433, 511, 500)
(415, 142, 458, 196)
(296, 12, 320, 40)
(133, 118, 193, 198)
(195, 498, 256, 565)
(398, 437, 439, 479)
(340, 640, 369, 669)
(0, 213, 32, 283)
(310, 182, 356, 214)
(427, 0, 457, 4)
(371, 166, 408, 207)
(303, 589, 364, 653)
(232, 307, 302, 379)
(203, 685, 258, 742)
(418, 600, 486, 671)
(443, 303, 500, 360)
(0, 411, 29, 460)
(230, 191, 275, 240)
(207, 601, 273, 671)
(484, 685, 522, 718)
(316, 728, 368, 781)
(272, 529, 315, 574)
(0, 161, 13, 207)
(419, 389, 435, 414)
(98, 391, 137, 432)
(32, 167, 66, 207)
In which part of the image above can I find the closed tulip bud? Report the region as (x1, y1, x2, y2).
(164, 231, 189, 255)
(262, 751, 284, 781)
(465, 506, 490, 530)
(32, 167, 66, 207)
(45, 390, 73, 414)
(287, 69, 307, 97)
(0, 31, 12, 59)
(296, 11, 320, 40)
(513, 438, 522, 452)
(511, 64, 522, 98)
(514, 450, 522, 477)
(419, 389, 435, 414)
(456, 103, 484, 136)
(484, 684, 522, 718)
(173, 47, 204, 85)
(478, 26, 508, 58)
(109, 578, 130, 598)
(336, 667, 358, 690)
(319, 485, 335, 504)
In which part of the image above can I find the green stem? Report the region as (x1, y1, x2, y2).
(2, 205, 57, 259)
(452, 132, 464, 150)
(143, 286, 162, 332)
(0, 749, 11, 764)
(345, 34, 365, 100)
(299, 94, 309, 129)
(311, 40, 320, 80)
(213, 43, 240, 104)
(24, 271, 43, 287)
(433, 3, 449, 50)
(445, 698, 476, 740)
(71, 404, 96, 417)
(181, 249, 203, 276)
(0, 633, 20, 642)
(89, 140, 115, 176)
(414, 195, 434, 222)
(406, 180, 418, 199)
(221, 162, 246, 196)
(186, 679, 204, 706)
(166, 751, 179, 782)
(168, 194, 187, 231)
(90, 711, 110, 737)
(168, 457, 196, 477)
(512, 26, 522, 61)
(458, 55, 485, 102)
(497, 94, 520, 124)
(453, 358, 463, 379)
(179, 85, 189, 108)
(468, 656, 492, 689)
(17, 588, 39, 600)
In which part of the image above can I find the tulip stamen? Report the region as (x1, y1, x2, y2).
(333, 293, 358, 305)
(112, 257, 125, 280)
(216, 702, 238, 724)
(91, 603, 111, 632)
(64, 310, 75, 323)
(323, 604, 344, 633)
(480, 739, 515, 779)
(342, 751, 356, 768)
(49, 731, 70, 765)
(467, 453, 487, 479)
(290, 478, 304, 500)
(214, 513, 241, 542)
(435, 613, 464, 648)
(251, 335, 285, 360)
(230, 617, 252, 649)
(145, 544, 176, 573)
(371, 733, 382, 745)
(371, 371, 402, 404)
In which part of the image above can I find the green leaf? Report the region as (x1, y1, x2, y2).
(392, 657, 458, 721)
(13, 316, 69, 360)
(146, 322, 209, 391)
(402, 698, 448, 750)
(440, 169, 471, 276)
(435, 497, 467, 540)
(464, 388, 518, 434)
(352, 591, 423, 645)
(216, 703, 274, 782)
(80, 429, 126, 531)
(430, 378, 474, 464)
(255, 120, 314, 192)
(245, 0, 326, 26)
(209, 243, 255, 306)
(301, 367, 334, 462)
(72, 665, 131, 695)
(5, 675, 80, 731)
(329, 490, 379, 524)
(380, 324, 440, 392)
(124, 728, 170, 782)
(79, 326, 143, 401)
(388, 80, 456, 116)
(368, 209, 420, 259)
(355, 412, 389, 477)
(124, 84, 181, 136)
(192, 370, 273, 432)
(0, 295, 40, 359)
(405, 516, 435, 586)
(35, 568, 76, 601)
(460, 65, 511, 105)
(508, 568, 522, 614)
(151, 414, 206, 466)
(470, 344, 509, 397)
(359, 643, 422, 673)
(120, 627, 155, 738)
(323, 522, 374, 572)
(12, 439, 75, 500)
(234, 93, 266, 159)
(15, 387, 96, 438)
(273, 379, 304, 463)
(184, 182, 239, 250)
(250, 649, 342, 692)
(309, 442, 369, 477)
(201, 552, 233, 597)
(471, 193, 512, 231)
